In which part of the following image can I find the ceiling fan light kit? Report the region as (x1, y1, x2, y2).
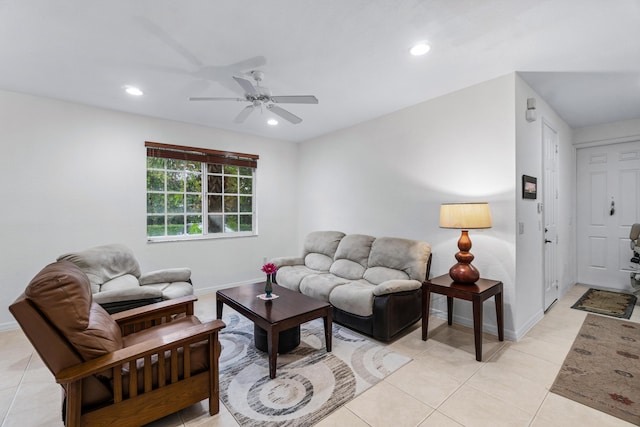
(189, 70, 318, 125)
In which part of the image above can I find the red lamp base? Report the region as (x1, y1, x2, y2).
(449, 262, 480, 284)
(449, 230, 480, 284)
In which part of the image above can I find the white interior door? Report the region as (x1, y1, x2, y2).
(543, 122, 559, 310)
(576, 141, 640, 289)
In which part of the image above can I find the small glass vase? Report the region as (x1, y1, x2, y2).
(264, 275, 273, 298)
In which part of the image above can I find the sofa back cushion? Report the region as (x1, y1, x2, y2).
(364, 237, 431, 284)
(57, 243, 142, 291)
(25, 261, 123, 361)
(330, 234, 375, 279)
(302, 231, 346, 271)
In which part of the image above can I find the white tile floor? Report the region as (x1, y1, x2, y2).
(1, 284, 638, 427)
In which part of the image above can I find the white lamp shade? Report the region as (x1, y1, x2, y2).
(440, 203, 492, 229)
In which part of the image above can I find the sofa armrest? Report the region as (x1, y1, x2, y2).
(92, 287, 163, 305)
(139, 267, 191, 285)
(270, 257, 305, 268)
(373, 279, 422, 296)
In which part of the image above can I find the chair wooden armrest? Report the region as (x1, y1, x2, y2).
(55, 319, 225, 427)
(111, 295, 198, 335)
(55, 319, 225, 384)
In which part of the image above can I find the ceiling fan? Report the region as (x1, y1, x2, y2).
(189, 70, 318, 124)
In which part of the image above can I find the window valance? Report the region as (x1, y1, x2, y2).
(145, 141, 259, 168)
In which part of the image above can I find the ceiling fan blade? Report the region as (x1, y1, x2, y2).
(135, 16, 203, 68)
(229, 56, 267, 72)
(233, 76, 258, 96)
(268, 105, 303, 124)
(234, 105, 255, 123)
(270, 95, 319, 104)
(189, 97, 245, 101)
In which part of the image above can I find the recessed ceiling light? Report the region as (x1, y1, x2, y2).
(124, 86, 143, 96)
(267, 119, 278, 126)
(409, 42, 430, 56)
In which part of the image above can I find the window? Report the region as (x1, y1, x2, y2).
(145, 141, 258, 241)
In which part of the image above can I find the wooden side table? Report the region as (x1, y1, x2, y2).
(422, 274, 504, 361)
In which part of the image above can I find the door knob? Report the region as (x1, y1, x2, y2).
(545, 239, 552, 243)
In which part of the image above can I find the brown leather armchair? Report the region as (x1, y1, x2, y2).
(9, 260, 225, 427)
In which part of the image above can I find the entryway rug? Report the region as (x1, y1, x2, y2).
(218, 313, 411, 426)
(571, 288, 636, 319)
(550, 313, 640, 425)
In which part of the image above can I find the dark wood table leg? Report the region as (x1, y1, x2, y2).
(495, 291, 504, 341)
(472, 294, 483, 361)
(267, 328, 279, 379)
(447, 296, 453, 325)
(216, 299, 223, 319)
(323, 311, 333, 352)
(422, 287, 431, 340)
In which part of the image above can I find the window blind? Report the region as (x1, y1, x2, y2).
(145, 141, 259, 168)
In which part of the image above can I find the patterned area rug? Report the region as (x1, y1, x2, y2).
(218, 313, 411, 426)
(571, 288, 636, 319)
(550, 313, 640, 425)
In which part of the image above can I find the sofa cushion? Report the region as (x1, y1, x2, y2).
(366, 237, 431, 282)
(329, 280, 376, 317)
(276, 266, 321, 292)
(329, 234, 375, 279)
(144, 281, 194, 300)
(334, 234, 375, 266)
(57, 243, 142, 289)
(304, 253, 334, 271)
(364, 266, 410, 284)
(330, 259, 366, 280)
(100, 274, 140, 292)
(25, 261, 123, 361)
(299, 274, 349, 302)
(302, 231, 345, 259)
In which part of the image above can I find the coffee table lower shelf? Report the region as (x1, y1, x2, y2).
(254, 324, 300, 353)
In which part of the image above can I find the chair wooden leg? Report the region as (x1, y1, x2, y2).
(65, 382, 82, 427)
(208, 335, 220, 415)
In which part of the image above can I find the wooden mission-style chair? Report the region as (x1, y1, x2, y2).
(9, 260, 225, 427)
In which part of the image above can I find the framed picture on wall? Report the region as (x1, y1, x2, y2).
(522, 175, 537, 199)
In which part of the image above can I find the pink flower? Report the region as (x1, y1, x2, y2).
(261, 263, 278, 275)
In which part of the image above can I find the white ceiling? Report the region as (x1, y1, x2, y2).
(1, 0, 639, 142)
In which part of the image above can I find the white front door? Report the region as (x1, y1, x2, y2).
(576, 141, 640, 289)
(543, 122, 559, 310)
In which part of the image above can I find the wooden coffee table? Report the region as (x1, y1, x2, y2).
(216, 282, 332, 378)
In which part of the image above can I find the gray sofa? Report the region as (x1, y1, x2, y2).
(272, 231, 432, 341)
(57, 243, 194, 313)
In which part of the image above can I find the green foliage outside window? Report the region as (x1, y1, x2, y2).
(147, 156, 255, 239)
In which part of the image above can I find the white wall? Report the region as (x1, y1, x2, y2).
(514, 75, 576, 337)
(297, 74, 519, 338)
(0, 89, 299, 329)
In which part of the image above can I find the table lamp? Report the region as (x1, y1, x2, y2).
(440, 202, 492, 284)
